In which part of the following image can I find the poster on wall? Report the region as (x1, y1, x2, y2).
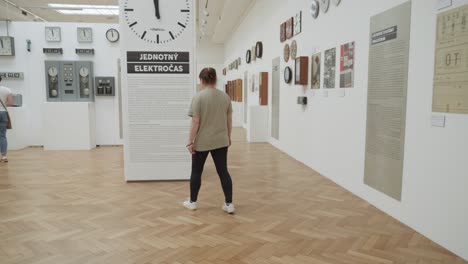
(311, 53, 321, 89)
(364, 1, 412, 201)
(340, 41, 355, 88)
(432, 4, 468, 114)
(324, 48, 336, 88)
(280, 22, 286, 42)
(286, 17, 294, 39)
(119, 0, 196, 181)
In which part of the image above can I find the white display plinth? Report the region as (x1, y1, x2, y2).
(247, 105, 269, 143)
(43, 102, 96, 150)
(7, 107, 29, 151)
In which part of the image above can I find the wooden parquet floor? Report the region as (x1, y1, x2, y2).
(0, 129, 466, 264)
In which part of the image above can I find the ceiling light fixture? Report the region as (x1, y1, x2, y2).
(48, 3, 119, 16)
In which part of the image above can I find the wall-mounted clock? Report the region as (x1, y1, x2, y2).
(310, 0, 320, 19)
(246, 49, 251, 63)
(77, 27, 93, 43)
(45, 27, 61, 42)
(284, 43, 290, 62)
(284, 66, 292, 84)
(294, 11, 302, 36)
(123, 0, 191, 44)
(333, 0, 342, 6)
(0, 36, 15, 56)
(255, 41, 263, 58)
(290, 40, 298, 60)
(106, 28, 120, 43)
(320, 0, 330, 13)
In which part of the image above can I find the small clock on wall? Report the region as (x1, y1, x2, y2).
(45, 27, 61, 42)
(320, 0, 331, 13)
(290, 40, 298, 60)
(310, 0, 320, 19)
(0, 36, 15, 56)
(284, 66, 292, 84)
(255, 41, 263, 58)
(77, 27, 93, 43)
(246, 49, 251, 64)
(123, 0, 191, 44)
(283, 43, 290, 63)
(106, 28, 120, 43)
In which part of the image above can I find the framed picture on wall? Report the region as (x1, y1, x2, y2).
(280, 22, 287, 42)
(286, 17, 294, 39)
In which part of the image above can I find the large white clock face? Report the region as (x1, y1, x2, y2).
(123, 0, 191, 44)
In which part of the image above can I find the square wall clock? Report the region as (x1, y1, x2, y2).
(45, 27, 61, 42)
(77, 27, 93, 43)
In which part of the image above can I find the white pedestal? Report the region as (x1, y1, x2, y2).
(232, 102, 244, 128)
(43, 102, 96, 150)
(7, 107, 29, 151)
(247, 105, 269, 143)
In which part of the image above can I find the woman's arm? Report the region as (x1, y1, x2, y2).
(227, 113, 232, 146)
(6, 94, 14, 107)
(187, 116, 200, 154)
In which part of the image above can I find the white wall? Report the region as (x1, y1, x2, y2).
(196, 39, 225, 90)
(0, 22, 122, 146)
(224, 0, 468, 260)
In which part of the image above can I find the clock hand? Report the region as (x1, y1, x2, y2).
(0, 39, 3, 48)
(154, 0, 161, 19)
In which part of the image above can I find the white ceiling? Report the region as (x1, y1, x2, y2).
(0, 0, 254, 43)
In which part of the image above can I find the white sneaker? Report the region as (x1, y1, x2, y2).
(183, 199, 198, 211)
(222, 203, 235, 214)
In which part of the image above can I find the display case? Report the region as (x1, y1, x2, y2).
(45, 60, 95, 102)
(259, 72, 268, 106)
(295, 56, 309, 85)
(95, 77, 115, 96)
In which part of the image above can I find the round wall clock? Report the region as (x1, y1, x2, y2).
(246, 49, 252, 64)
(283, 43, 290, 62)
(255, 41, 263, 58)
(290, 40, 297, 60)
(284, 66, 292, 84)
(106, 28, 120, 42)
(333, 0, 341, 6)
(320, 0, 330, 13)
(310, 0, 320, 19)
(123, 0, 191, 44)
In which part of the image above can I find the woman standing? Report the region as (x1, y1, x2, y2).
(184, 68, 235, 214)
(0, 77, 13, 163)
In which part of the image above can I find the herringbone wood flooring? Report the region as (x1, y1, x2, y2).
(0, 129, 466, 264)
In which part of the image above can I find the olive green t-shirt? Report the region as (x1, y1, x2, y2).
(188, 88, 232, 152)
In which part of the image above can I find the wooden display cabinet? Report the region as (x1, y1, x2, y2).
(259, 72, 268, 106)
(295, 56, 309, 85)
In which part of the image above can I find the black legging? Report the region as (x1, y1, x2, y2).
(190, 147, 233, 203)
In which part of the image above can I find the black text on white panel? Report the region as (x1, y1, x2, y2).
(120, 0, 195, 181)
